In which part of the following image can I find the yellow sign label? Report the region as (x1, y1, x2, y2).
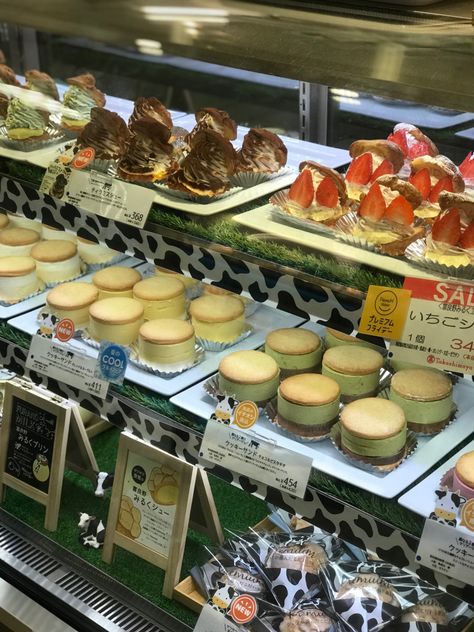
(358, 285, 412, 340)
(233, 401, 259, 430)
(460, 498, 474, 532)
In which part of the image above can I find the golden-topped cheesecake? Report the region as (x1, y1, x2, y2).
(0, 256, 39, 301)
(92, 266, 142, 299)
(155, 265, 199, 291)
(41, 225, 77, 243)
(46, 281, 99, 326)
(31, 239, 81, 283)
(7, 214, 42, 233)
(0, 228, 40, 256)
(133, 276, 186, 320)
(89, 297, 144, 345)
(0, 214, 9, 230)
(322, 345, 384, 401)
(189, 294, 245, 343)
(265, 328, 322, 376)
(77, 237, 119, 265)
(218, 350, 279, 404)
(138, 319, 195, 367)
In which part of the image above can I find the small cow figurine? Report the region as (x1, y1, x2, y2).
(94, 471, 114, 497)
(210, 394, 238, 425)
(77, 512, 105, 549)
(36, 313, 59, 339)
(429, 487, 466, 527)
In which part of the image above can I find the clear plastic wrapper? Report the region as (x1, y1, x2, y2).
(250, 599, 342, 632)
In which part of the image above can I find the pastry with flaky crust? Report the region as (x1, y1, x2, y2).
(128, 96, 172, 131)
(77, 107, 130, 160)
(167, 129, 236, 196)
(118, 119, 178, 182)
(24, 70, 59, 100)
(236, 128, 287, 173)
(0, 65, 20, 121)
(188, 107, 237, 141)
(388, 122, 439, 159)
(409, 155, 464, 220)
(61, 73, 106, 131)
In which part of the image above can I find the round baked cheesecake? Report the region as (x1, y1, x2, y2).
(202, 283, 251, 308)
(265, 328, 322, 376)
(453, 451, 474, 501)
(0, 256, 39, 301)
(218, 350, 279, 404)
(133, 276, 186, 320)
(92, 266, 142, 299)
(46, 281, 99, 326)
(389, 368, 453, 434)
(189, 294, 245, 343)
(41, 224, 77, 243)
(0, 214, 9, 230)
(322, 345, 384, 401)
(7, 214, 42, 233)
(277, 373, 340, 438)
(155, 266, 199, 290)
(138, 319, 195, 367)
(89, 297, 144, 345)
(339, 398, 407, 464)
(31, 239, 81, 283)
(325, 327, 378, 350)
(77, 237, 119, 264)
(0, 227, 40, 257)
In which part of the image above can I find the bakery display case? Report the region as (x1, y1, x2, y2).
(0, 1, 472, 631)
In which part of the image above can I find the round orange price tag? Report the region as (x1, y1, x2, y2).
(460, 498, 474, 532)
(233, 401, 259, 430)
(230, 594, 257, 625)
(55, 318, 75, 342)
(72, 147, 95, 169)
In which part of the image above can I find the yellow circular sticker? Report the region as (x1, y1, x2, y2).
(460, 498, 474, 532)
(234, 401, 259, 430)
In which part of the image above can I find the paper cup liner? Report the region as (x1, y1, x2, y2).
(43, 262, 89, 288)
(128, 343, 204, 377)
(80, 330, 101, 350)
(0, 123, 67, 151)
(196, 324, 253, 352)
(203, 374, 272, 409)
(264, 398, 337, 443)
(154, 183, 242, 203)
(330, 422, 418, 475)
(230, 166, 293, 188)
(440, 467, 456, 491)
(0, 282, 45, 306)
(81, 252, 128, 271)
(333, 212, 383, 253)
(405, 237, 474, 280)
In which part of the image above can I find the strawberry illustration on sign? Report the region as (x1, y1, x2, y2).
(72, 147, 95, 170)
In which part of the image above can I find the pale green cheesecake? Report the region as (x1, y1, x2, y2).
(325, 327, 381, 351)
(277, 373, 340, 438)
(389, 368, 453, 434)
(322, 345, 384, 400)
(265, 327, 322, 374)
(218, 350, 280, 403)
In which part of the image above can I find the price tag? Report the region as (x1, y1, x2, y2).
(26, 335, 108, 398)
(358, 285, 412, 340)
(391, 278, 474, 374)
(416, 519, 474, 584)
(200, 419, 311, 498)
(194, 604, 244, 632)
(96, 341, 129, 385)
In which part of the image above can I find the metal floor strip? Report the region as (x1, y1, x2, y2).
(0, 508, 191, 632)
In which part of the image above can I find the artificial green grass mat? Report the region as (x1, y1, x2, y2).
(1, 427, 268, 628)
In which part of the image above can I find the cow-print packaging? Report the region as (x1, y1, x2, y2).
(249, 599, 343, 632)
(384, 593, 474, 632)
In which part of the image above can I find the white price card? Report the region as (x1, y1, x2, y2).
(194, 604, 245, 632)
(390, 278, 474, 375)
(26, 335, 108, 398)
(200, 419, 312, 499)
(416, 519, 474, 584)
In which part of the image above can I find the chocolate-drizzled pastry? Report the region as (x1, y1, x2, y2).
(236, 128, 287, 173)
(189, 107, 237, 141)
(118, 119, 178, 182)
(168, 128, 236, 196)
(0, 65, 21, 120)
(24, 70, 59, 100)
(129, 97, 172, 131)
(77, 107, 130, 160)
(62, 73, 105, 131)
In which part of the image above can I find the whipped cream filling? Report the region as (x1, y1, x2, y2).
(415, 202, 440, 219)
(5, 97, 45, 131)
(41, 227, 77, 243)
(0, 242, 37, 257)
(379, 185, 401, 205)
(63, 86, 96, 121)
(425, 250, 471, 268)
(77, 241, 117, 264)
(0, 270, 39, 301)
(34, 254, 81, 283)
(353, 223, 399, 245)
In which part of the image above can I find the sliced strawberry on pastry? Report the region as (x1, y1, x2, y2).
(459, 151, 474, 180)
(346, 153, 372, 185)
(431, 208, 461, 245)
(370, 159, 393, 182)
(409, 168, 431, 200)
(384, 196, 414, 226)
(288, 169, 314, 207)
(358, 183, 386, 221)
(388, 124, 438, 160)
(387, 130, 409, 156)
(428, 175, 454, 203)
(460, 221, 474, 249)
(315, 175, 339, 208)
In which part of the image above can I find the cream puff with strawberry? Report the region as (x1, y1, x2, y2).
(459, 151, 474, 189)
(425, 205, 474, 268)
(276, 161, 350, 224)
(387, 123, 439, 160)
(408, 155, 464, 220)
(350, 175, 424, 255)
(345, 139, 405, 201)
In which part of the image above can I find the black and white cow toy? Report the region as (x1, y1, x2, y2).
(210, 394, 238, 425)
(78, 512, 105, 549)
(36, 313, 59, 339)
(94, 471, 114, 497)
(429, 487, 466, 527)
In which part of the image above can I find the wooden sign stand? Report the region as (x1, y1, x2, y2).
(102, 433, 223, 598)
(0, 379, 98, 531)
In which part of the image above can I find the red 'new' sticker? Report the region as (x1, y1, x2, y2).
(55, 318, 75, 342)
(72, 147, 95, 169)
(229, 595, 257, 625)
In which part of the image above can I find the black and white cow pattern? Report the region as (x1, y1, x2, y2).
(36, 312, 59, 338)
(429, 488, 466, 527)
(333, 596, 400, 632)
(77, 512, 105, 549)
(210, 394, 238, 425)
(94, 471, 114, 497)
(210, 582, 236, 613)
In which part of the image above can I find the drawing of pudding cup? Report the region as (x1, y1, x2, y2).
(32, 454, 50, 482)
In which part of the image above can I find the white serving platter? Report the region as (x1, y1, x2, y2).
(233, 204, 438, 280)
(8, 302, 305, 398)
(399, 436, 474, 519)
(171, 325, 474, 498)
(0, 256, 145, 321)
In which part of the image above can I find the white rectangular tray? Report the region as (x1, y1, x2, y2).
(399, 437, 474, 519)
(0, 257, 144, 321)
(171, 326, 474, 498)
(233, 204, 437, 280)
(8, 302, 305, 398)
